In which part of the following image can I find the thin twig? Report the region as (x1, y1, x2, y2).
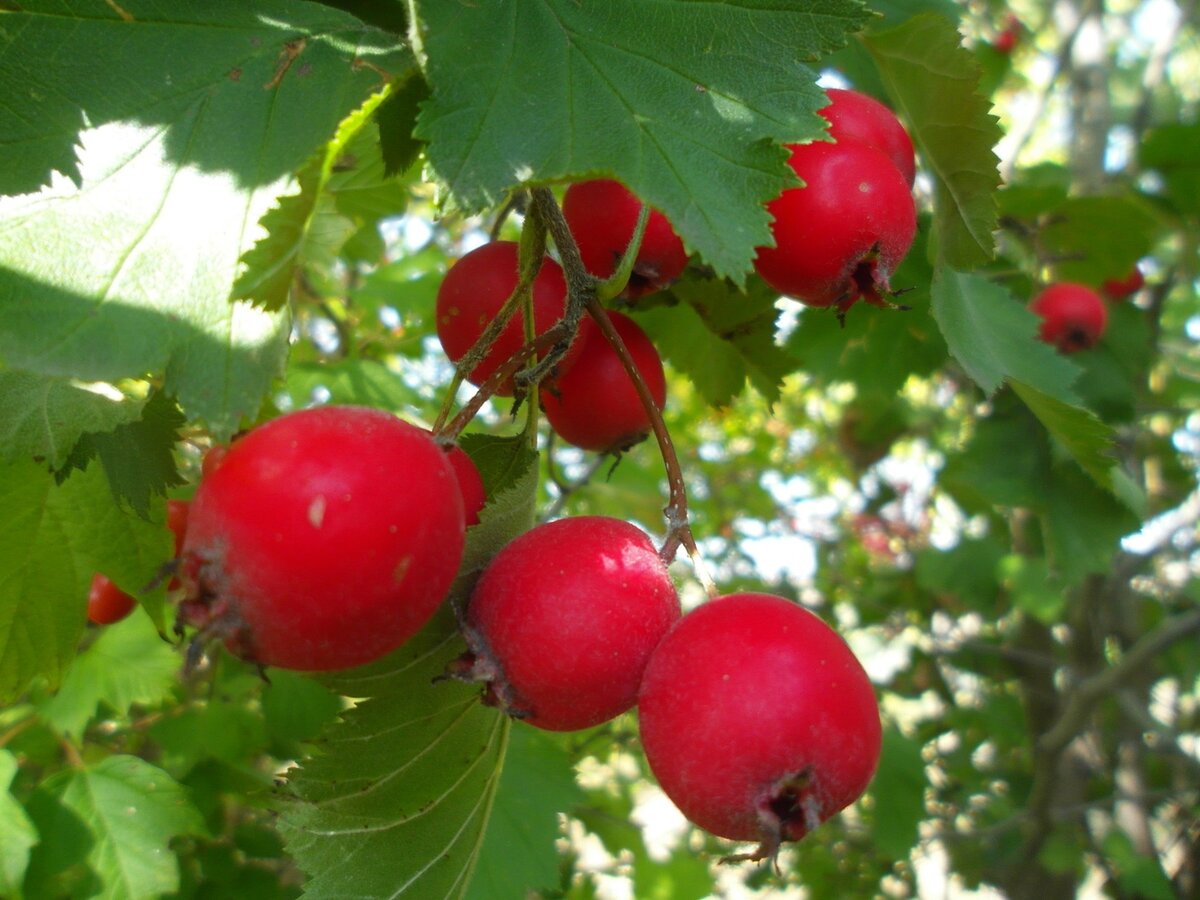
(529, 188, 717, 595)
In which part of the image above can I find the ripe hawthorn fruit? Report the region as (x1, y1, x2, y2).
(435, 241, 580, 395)
(166, 498, 190, 589)
(87, 574, 137, 625)
(1029, 282, 1109, 353)
(179, 405, 466, 672)
(637, 593, 881, 859)
(753, 140, 917, 314)
(540, 312, 666, 453)
(820, 88, 916, 186)
(1102, 266, 1144, 300)
(562, 179, 688, 298)
(449, 516, 679, 731)
(444, 443, 486, 527)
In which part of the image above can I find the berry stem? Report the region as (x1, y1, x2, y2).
(530, 188, 717, 595)
(596, 204, 650, 303)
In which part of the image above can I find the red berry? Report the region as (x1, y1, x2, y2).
(1102, 266, 1144, 300)
(444, 443, 486, 527)
(179, 406, 466, 671)
(1029, 282, 1108, 352)
(540, 312, 666, 453)
(87, 573, 138, 625)
(166, 499, 190, 590)
(638, 593, 881, 856)
(453, 516, 679, 731)
(562, 179, 688, 298)
(994, 15, 1021, 53)
(201, 445, 227, 480)
(435, 241, 580, 395)
(753, 141, 917, 313)
(167, 499, 190, 556)
(820, 88, 916, 186)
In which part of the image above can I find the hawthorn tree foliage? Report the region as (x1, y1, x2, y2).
(0, 0, 1198, 898)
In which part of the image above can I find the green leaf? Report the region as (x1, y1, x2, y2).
(931, 269, 1081, 401)
(280, 444, 539, 899)
(31, 755, 207, 900)
(1102, 830, 1177, 900)
(414, 0, 872, 281)
(864, 13, 1002, 268)
(939, 409, 1048, 512)
(1040, 465, 1139, 585)
(36, 613, 179, 741)
(466, 727, 584, 899)
(0, 461, 172, 703)
(282, 358, 418, 411)
(0, 372, 147, 469)
(1140, 123, 1200, 215)
(869, 729, 925, 859)
(234, 84, 411, 310)
(0, 0, 412, 436)
(0, 749, 38, 897)
(1010, 381, 1118, 495)
(997, 554, 1066, 623)
(1037, 195, 1163, 285)
(150, 701, 268, 777)
(377, 73, 430, 178)
(785, 291, 945, 397)
(914, 537, 1006, 607)
(0, 1, 405, 196)
(261, 670, 345, 753)
(637, 278, 793, 407)
(61, 391, 185, 517)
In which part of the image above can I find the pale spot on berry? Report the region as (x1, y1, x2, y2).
(308, 495, 326, 528)
(394, 556, 412, 584)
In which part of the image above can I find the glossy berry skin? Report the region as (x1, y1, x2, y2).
(435, 241, 580, 395)
(87, 574, 137, 625)
(180, 405, 466, 672)
(541, 312, 666, 452)
(1029, 282, 1108, 353)
(1102, 266, 1144, 300)
(754, 141, 917, 313)
(820, 88, 916, 186)
(458, 516, 679, 731)
(563, 180, 688, 298)
(638, 593, 881, 854)
(445, 443, 486, 527)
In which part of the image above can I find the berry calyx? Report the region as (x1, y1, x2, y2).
(435, 241, 581, 395)
(753, 140, 917, 315)
(179, 405, 466, 672)
(450, 516, 680, 731)
(820, 88, 916, 186)
(540, 312, 667, 453)
(87, 573, 138, 625)
(1029, 282, 1109, 352)
(637, 593, 881, 860)
(563, 179, 688, 298)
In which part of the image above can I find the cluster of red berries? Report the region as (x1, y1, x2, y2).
(434, 237, 667, 453)
(754, 88, 918, 317)
(1027, 265, 1141, 354)
(89, 398, 877, 857)
(448, 513, 880, 858)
